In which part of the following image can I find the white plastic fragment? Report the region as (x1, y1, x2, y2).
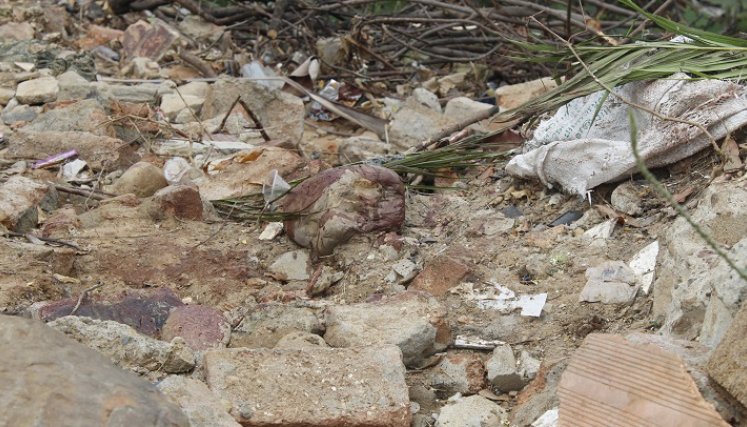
(628, 241, 659, 294)
(61, 159, 88, 182)
(470, 282, 547, 317)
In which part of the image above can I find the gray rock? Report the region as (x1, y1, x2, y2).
(0, 86, 15, 105)
(443, 97, 492, 132)
(203, 346, 411, 426)
(611, 181, 644, 216)
(268, 249, 311, 281)
(93, 81, 169, 103)
(48, 316, 195, 375)
(15, 76, 58, 104)
(109, 161, 168, 197)
(161, 82, 208, 122)
(2, 103, 38, 123)
(579, 261, 638, 304)
(338, 132, 390, 163)
(157, 376, 241, 427)
(435, 395, 507, 427)
(201, 77, 304, 144)
(56, 70, 94, 100)
(230, 304, 323, 348)
(324, 292, 450, 368)
(486, 344, 524, 392)
(412, 88, 442, 113)
(389, 98, 455, 150)
(0, 315, 189, 426)
(22, 98, 113, 136)
(0, 175, 57, 232)
(8, 130, 123, 171)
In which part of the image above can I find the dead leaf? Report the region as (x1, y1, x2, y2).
(722, 134, 743, 173)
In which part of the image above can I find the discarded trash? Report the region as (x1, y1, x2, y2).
(61, 159, 89, 182)
(580, 261, 638, 304)
(262, 169, 291, 205)
(506, 74, 747, 195)
(628, 241, 659, 295)
(549, 210, 582, 227)
(558, 334, 728, 427)
(458, 281, 547, 317)
(310, 79, 341, 121)
(241, 60, 284, 91)
(453, 335, 506, 350)
(280, 165, 405, 256)
(32, 149, 78, 169)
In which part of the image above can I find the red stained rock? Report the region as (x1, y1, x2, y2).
(31, 287, 183, 338)
(410, 254, 470, 297)
(162, 305, 230, 350)
(149, 184, 204, 221)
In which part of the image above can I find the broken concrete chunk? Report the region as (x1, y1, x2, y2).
(0, 315, 189, 426)
(48, 315, 195, 374)
(324, 292, 450, 368)
(427, 351, 486, 396)
(157, 376, 241, 427)
(412, 87, 442, 113)
(160, 83, 208, 121)
(0, 175, 57, 232)
(388, 98, 455, 150)
(161, 305, 230, 351)
(707, 301, 747, 408)
(201, 77, 304, 143)
(230, 304, 323, 349)
(203, 346, 411, 426)
(338, 132, 390, 163)
(15, 76, 58, 104)
(579, 260, 638, 304)
(22, 99, 114, 137)
(109, 161, 168, 198)
(558, 334, 728, 427)
(8, 130, 123, 171)
(486, 343, 524, 392)
(56, 70, 94, 100)
(435, 395, 507, 427)
(269, 249, 311, 281)
(280, 165, 405, 256)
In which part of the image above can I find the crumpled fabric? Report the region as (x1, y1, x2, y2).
(506, 74, 747, 195)
(280, 165, 405, 256)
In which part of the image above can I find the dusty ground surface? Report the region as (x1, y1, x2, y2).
(0, 1, 746, 426)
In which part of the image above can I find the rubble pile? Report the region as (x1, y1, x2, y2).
(0, 1, 745, 427)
